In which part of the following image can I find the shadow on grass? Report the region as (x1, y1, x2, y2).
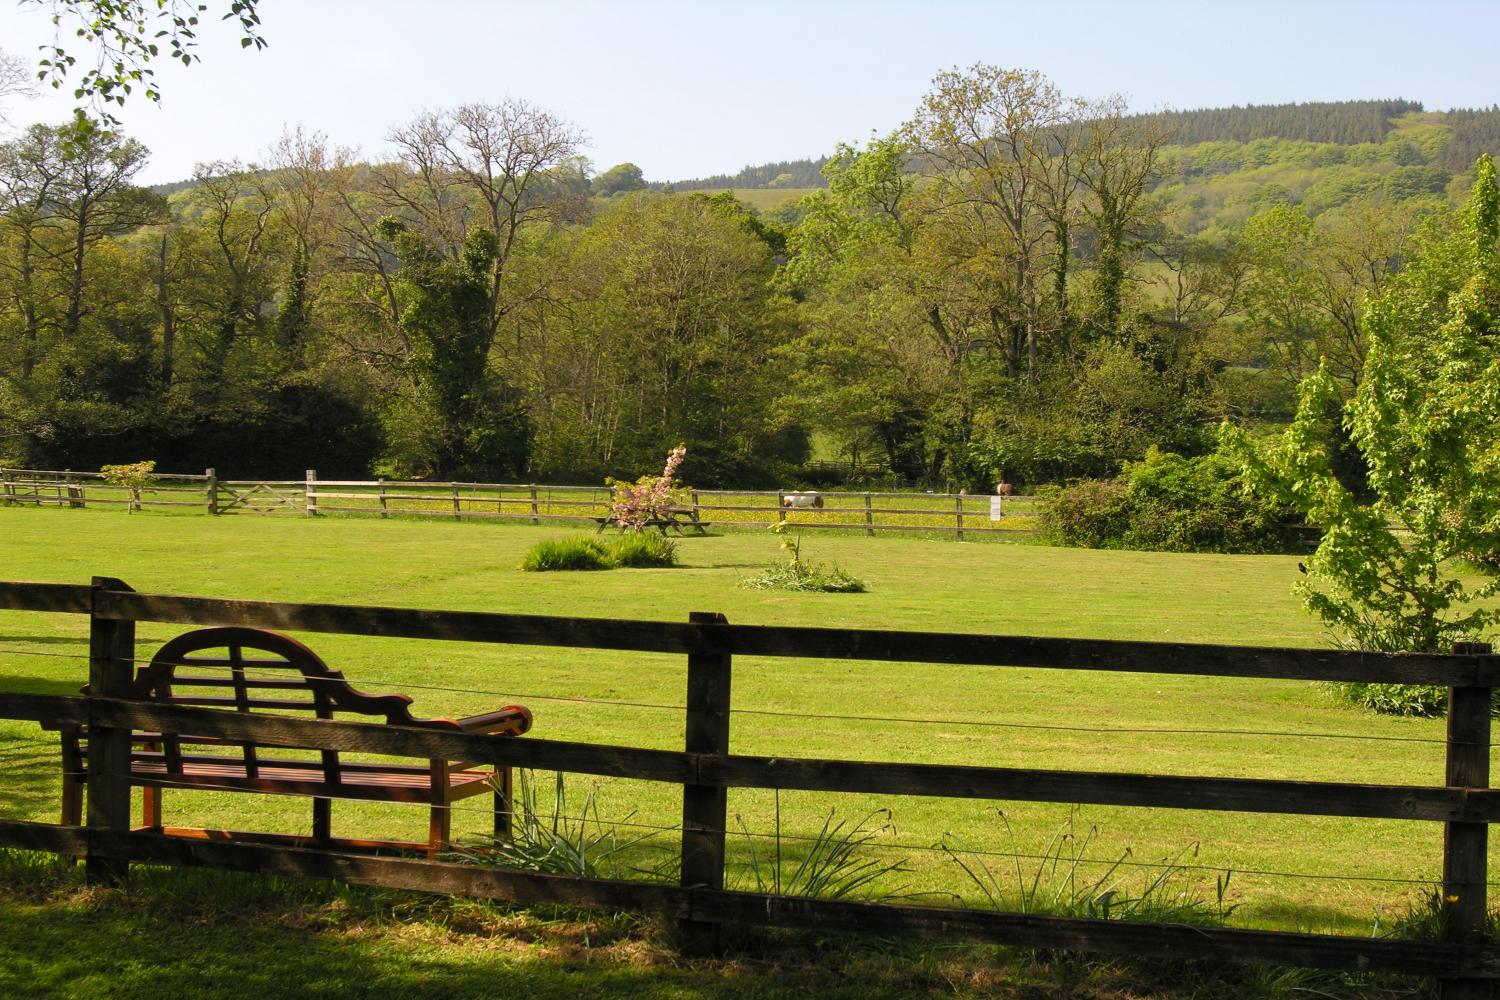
(0, 634, 89, 646)
(0, 853, 1426, 1000)
(0, 876, 971, 1000)
(0, 725, 64, 822)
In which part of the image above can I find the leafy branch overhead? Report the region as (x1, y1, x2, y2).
(25, 0, 266, 121)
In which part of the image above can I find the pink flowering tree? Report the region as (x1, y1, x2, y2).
(606, 445, 688, 530)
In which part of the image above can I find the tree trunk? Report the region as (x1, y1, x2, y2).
(64, 198, 90, 340)
(157, 235, 175, 386)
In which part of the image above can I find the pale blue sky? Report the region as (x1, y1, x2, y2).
(1, 0, 1497, 185)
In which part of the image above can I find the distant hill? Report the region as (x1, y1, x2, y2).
(663, 157, 830, 192)
(662, 100, 1500, 192)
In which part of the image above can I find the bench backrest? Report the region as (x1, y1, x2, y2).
(127, 626, 470, 780)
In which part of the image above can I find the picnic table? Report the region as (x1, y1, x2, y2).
(592, 506, 710, 535)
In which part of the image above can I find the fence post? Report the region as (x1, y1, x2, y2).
(451, 483, 462, 521)
(955, 495, 964, 541)
(85, 576, 136, 886)
(691, 490, 700, 525)
(205, 468, 217, 516)
(529, 484, 539, 526)
(304, 470, 318, 517)
(1, 467, 10, 506)
(679, 610, 731, 954)
(865, 493, 873, 537)
(1442, 640, 1492, 1000)
(64, 469, 84, 508)
(378, 479, 389, 519)
(777, 491, 785, 524)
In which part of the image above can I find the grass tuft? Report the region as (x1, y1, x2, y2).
(445, 770, 665, 879)
(520, 533, 679, 572)
(740, 561, 867, 593)
(606, 531, 678, 568)
(520, 536, 613, 572)
(942, 807, 1236, 927)
(732, 801, 907, 900)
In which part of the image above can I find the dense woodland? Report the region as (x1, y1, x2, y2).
(0, 82, 1495, 486)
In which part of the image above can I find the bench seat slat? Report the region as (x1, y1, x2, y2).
(129, 759, 494, 803)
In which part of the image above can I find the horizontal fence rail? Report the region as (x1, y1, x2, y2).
(0, 578, 1492, 995)
(0, 467, 1038, 537)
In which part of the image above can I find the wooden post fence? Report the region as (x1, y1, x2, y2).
(304, 470, 318, 517)
(679, 610, 732, 953)
(0, 581, 1493, 989)
(205, 468, 218, 516)
(1444, 640, 1493, 1000)
(85, 576, 135, 886)
(529, 485, 539, 526)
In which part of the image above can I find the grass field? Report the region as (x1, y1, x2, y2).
(0, 504, 1487, 943)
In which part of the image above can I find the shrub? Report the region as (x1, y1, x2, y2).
(519, 536, 612, 572)
(607, 531, 678, 568)
(1041, 448, 1306, 554)
(519, 532, 680, 572)
(1038, 478, 1131, 549)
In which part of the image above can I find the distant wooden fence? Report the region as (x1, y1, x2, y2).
(0, 468, 1038, 538)
(0, 578, 1494, 995)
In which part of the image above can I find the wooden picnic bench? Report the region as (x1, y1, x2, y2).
(592, 506, 710, 536)
(51, 626, 532, 857)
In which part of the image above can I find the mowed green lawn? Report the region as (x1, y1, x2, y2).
(0, 505, 1482, 935)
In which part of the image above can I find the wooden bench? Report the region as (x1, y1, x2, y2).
(53, 626, 532, 857)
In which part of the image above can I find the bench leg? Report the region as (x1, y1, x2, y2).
(312, 797, 332, 843)
(494, 767, 514, 841)
(427, 804, 451, 859)
(142, 786, 162, 831)
(428, 759, 450, 858)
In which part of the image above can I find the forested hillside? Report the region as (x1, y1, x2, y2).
(1, 83, 1496, 487)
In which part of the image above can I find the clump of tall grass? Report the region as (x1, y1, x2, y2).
(942, 808, 1236, 926)
(446, 770, 662, 879)
(606, 530, 678, 568)
(519, 533, 678, 572)
(731, 800, 907, 900)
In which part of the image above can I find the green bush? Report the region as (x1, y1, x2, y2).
(1037, 478, 1131, 550)
(519, 536, 612, 572)
(1041, 447, 1307, 554)
(607, 531, 678, 568)
(520, 532, 680, 572)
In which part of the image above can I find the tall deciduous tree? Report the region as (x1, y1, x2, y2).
(903, 65, 1079, 381)
(1227, 156, 1500, 655)
(376, 217, 530, 479)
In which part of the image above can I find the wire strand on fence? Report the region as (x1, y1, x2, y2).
(0, 648, 1457, 748)
(26, 766, 1465, 888)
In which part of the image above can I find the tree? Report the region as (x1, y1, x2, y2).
(593, 162, 646, 197)
(1239, 200, 1415, 393)
(24, 0, 266, 121)
(376, 217, 530, 479)
(0, 48, 35, 128)
(1076, 100, 1171, 340)
(48, 116, 159, 340)
(1225, 156, 1500, 656)
(903, 65, 1080, 381)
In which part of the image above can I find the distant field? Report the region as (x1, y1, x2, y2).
(0, 504, 1482, 935)
(679, 187, 819, 212)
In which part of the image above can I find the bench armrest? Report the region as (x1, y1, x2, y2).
(453, 705, 532, 736)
